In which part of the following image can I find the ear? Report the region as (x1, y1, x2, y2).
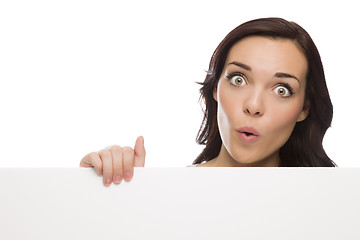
(213, 86, 218, 102)
(297, 100, 310, 122)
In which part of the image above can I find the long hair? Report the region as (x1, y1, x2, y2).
(194, 17, 337, 167)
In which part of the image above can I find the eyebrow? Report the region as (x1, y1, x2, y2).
(228, 61, 300, 83)
(228, 61, 251, 71)
(274, 72, 299, 83)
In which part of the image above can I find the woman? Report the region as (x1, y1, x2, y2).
(80, 17, 337, 186)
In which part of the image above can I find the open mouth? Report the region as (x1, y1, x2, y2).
(236, 127, 260, 143)
(241, 131, 258, 137)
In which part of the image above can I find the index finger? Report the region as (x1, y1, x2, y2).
(80, 152, 103, 176)
(134, 136, 146, 167)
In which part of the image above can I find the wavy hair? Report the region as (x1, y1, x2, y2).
(194, 17, 337, 167)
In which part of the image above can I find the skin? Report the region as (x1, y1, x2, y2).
(198, 36, 309, 167)
(80, 136, 145, 186)
(80, 36, 310, 185)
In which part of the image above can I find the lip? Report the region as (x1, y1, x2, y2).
(236, 126, 260, 144)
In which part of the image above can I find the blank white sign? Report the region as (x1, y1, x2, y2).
(0, 168, 359, 239)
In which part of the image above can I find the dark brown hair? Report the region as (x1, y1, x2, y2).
(194, 17, 337, 167)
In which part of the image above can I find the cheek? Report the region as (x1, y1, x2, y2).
(216, 82, 240, 140)
(218, 90, 233, 122)
(266, 100, 304, 135)
(260, 98, 306, 159)
(216, 80, 250, 150)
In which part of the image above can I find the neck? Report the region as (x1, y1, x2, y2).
(208, 144, 280, 167)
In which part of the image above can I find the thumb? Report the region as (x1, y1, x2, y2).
(134, 136, 146, 167)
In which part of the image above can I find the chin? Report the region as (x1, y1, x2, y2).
(230, 152, 262, 166)
(229, 147, 275, 167)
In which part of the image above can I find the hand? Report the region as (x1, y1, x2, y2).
(80, 136, 146, 186)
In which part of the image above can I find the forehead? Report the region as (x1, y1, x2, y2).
(225, 36, 308, 80)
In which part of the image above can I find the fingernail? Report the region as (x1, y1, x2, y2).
(114, 175, 122, 183)
(125, 171, 132, 181)
(105, 178, 111, 185)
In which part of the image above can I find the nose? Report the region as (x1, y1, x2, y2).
(243, 90, 264, 117)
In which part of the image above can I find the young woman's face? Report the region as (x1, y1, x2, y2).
(213, 36, 309, 167)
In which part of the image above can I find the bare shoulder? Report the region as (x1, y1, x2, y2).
(195, 161, 216, 167)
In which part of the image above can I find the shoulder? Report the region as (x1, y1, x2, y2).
(186, 164, 198, 167)
(186, 160, 216, 167)
(186, 162, 210, 167)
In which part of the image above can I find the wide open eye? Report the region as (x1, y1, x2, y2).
(273, 85, 291, 97)
(227, 73, 247, 87)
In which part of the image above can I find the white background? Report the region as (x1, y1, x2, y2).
(0, 0, 359, 167)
